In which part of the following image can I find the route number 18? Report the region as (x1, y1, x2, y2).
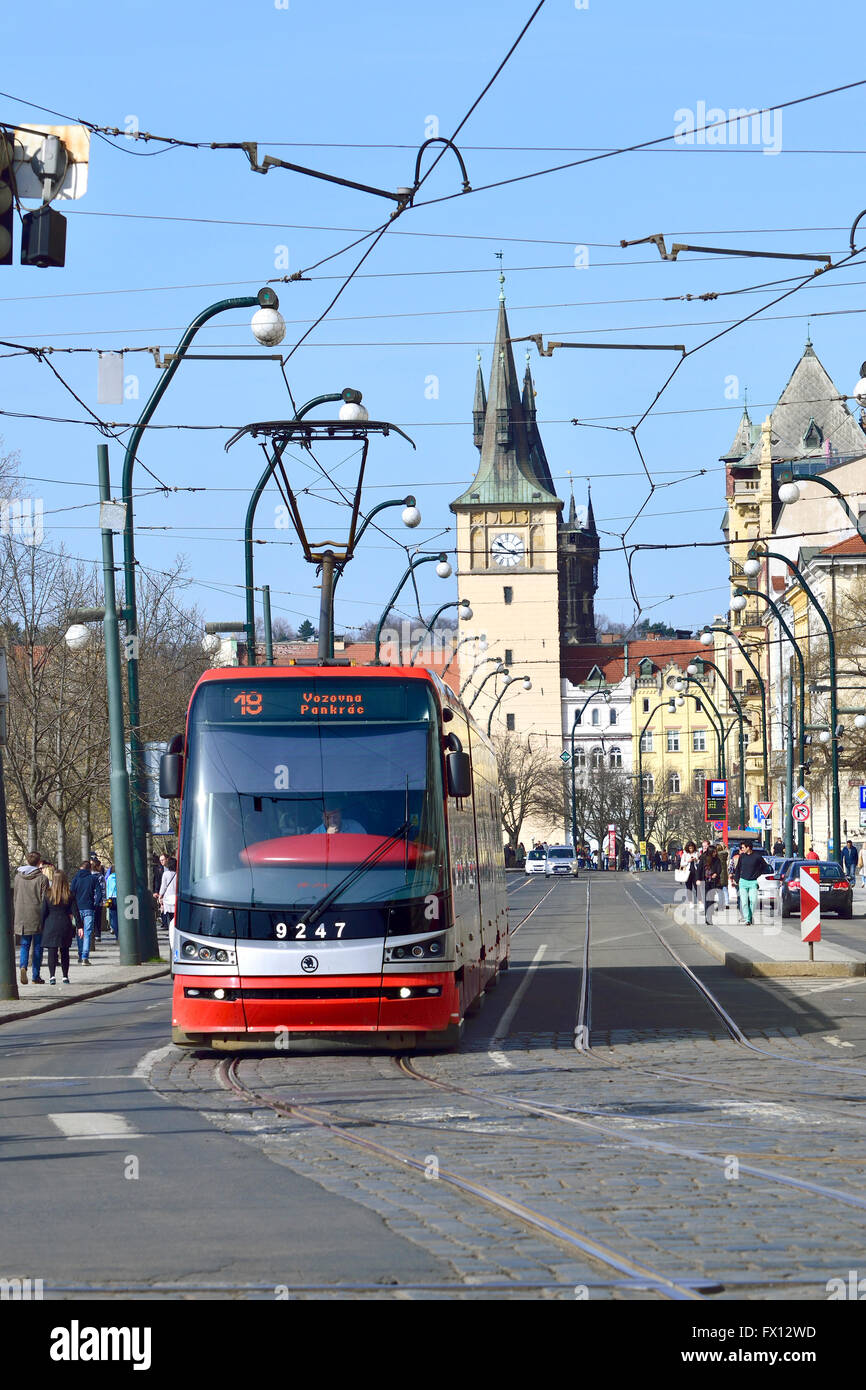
(234, 691, 262, 716)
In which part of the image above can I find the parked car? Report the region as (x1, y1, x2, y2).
(525, 848, 548, 876)
(545, 845, 578, 877)
(778, 859, 854, 919)
(757, 855, 788, 908)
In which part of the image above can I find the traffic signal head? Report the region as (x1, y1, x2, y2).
(0, 132, 13, 266)
(21, 204, 66, 268)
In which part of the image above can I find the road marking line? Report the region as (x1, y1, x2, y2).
(0, 1075, 130, 1083)
(132, 1044, 175, 1079)
(47, 1112, 143, 1140)
(487, 943, 548, 1069)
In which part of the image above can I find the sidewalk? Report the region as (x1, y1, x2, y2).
(2, 928, 170, 1024)
(662, 900, 866, 977)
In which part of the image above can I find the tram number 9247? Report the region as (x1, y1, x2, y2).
(275, 921, 346, 940)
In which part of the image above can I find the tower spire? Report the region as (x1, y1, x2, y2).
(472, 350, 486, 450)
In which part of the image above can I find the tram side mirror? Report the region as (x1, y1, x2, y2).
(446, 750, 472, 799)
(159, 752, 183, 799)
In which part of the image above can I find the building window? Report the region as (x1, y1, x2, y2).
(642, 697, 650, 713)
(734, 668, 743, 688)
(669, 771, 680, 793)
(693, 768, 705, 793)
(640, 730, 653, 753)
(694, 699, 703, 713)
(573, 746, 586, 769)
(667, 730, 680, 753)
(591, 708, 600, 726)
(609, 746, 622, 768)
(591, 747, 604, 769)
(503, 586, 513, 605)
(609, 708, 617, 725)
(504, 649, 513, 666)
(642, 773, 655, 794)
(693, 730, 707, 752)
(506, 713, 515, 732)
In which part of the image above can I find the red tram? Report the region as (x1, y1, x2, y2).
(160, 666, 508, 1049)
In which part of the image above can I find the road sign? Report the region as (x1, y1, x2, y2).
(860, 785, 866, 811)
(860, 807, 866, 830)
(755, 801, 774, 821)
(794, 786, 809, 803)
(792, 802, 810, 823)
(560, 750, 570, 765)
(713, 820, 724, 832)
(639, 840, 647, 857)
(800, 865, 821, 944)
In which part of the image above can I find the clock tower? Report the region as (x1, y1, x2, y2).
(450, 279, 565, 825)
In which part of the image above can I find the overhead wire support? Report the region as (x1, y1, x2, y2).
(620, 232, 833, 265)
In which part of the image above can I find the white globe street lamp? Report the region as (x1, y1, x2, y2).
(251, 306, 286, 346)
(201, 633, 221, 655)
(64, 623, 92, 651)
(436, 559, 453, 579)
(459, 603, 473, 621)
(522, 677, 532, 691)
(686, 663, 698, 676)
(855, 714, 866, 730)
(730, 594, 748, 612)
(778, 481, 801, 504)
(742, 558, 761, 578)
(700, 630, 714, 647)
(854, 375, 866, 408)
(401, 505, 421, 528)
(339, 400, 370, 423)
(819, 730, 831, 743)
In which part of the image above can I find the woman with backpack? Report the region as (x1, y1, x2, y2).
(701, 845, 723, 924)
(41, 870, 83, 986)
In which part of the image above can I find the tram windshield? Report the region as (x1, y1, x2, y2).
(180, 678, 446, 909)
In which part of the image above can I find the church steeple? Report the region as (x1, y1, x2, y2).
(452, 284, 561, 509)
(558, 480, 599, 646)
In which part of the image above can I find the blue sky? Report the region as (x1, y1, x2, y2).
(1, 0, 865, 637)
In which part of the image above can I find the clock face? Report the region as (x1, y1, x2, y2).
(491, 532, 525, 568)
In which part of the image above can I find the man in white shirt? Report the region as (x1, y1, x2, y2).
(312, 806, 367, 835)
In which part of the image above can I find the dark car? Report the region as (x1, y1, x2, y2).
(779, 859, 854, 919)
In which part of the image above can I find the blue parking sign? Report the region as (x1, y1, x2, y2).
(860, 785, 866, 811)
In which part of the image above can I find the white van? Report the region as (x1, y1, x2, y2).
(545, 845, 578, 877)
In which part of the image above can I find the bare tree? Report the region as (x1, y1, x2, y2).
(494, 735, 565, 847)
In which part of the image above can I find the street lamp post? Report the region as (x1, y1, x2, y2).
(677, 675, 726, 780)
(372, 555, 452, 665)
(637, 697, 677, 865)
(569, 675, 607, 852)
(487, 675, 531, 737)
(686, 658, 747, 830)
(733, 580, 807, 855)
(442, 631, 485, 680)
(410, 599, 472, 665)
(460, 654, 503, 698)
(468, 662, 509, 710)
(702, 622, 770, 849)
(0, 647, 16, 1000)
(122, 287, 285, 956)
(778, 470, 866, 541)
(746, 546, 841, 863)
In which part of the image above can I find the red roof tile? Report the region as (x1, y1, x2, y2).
(561, 639, 705, 686)
(818, 534, 866, 557)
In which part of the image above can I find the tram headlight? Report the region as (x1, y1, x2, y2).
(177, 938, 237, 966)
(428, 940, 442, 955)
(411, 945, 424, 958)
(182, 942, 197, 959)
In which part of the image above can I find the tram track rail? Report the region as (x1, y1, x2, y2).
(218, 1053, 709, 1301)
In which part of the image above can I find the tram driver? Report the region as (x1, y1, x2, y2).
(312, 803, 368, 836)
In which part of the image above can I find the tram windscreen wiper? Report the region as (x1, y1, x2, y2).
(295, 821, 411, 928)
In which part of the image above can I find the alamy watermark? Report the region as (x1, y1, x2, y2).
(674, 102, 782, 156)
(1, 498, 44, 545)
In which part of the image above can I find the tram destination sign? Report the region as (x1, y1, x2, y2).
(209, 678, 427, 724)
(704, 778, 728, 822)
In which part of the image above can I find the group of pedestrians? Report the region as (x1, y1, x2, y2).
(14, 851, 117, 986)
(674, 838, 772, 926)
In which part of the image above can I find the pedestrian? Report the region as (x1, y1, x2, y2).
(517, 842, 526, 866)
(105, 863, 118, 939)
(735, 841, 771, 926)
(702, 845, 723, 924)
(90, 856, 106, 943)
(772, 838, 785, 858)
(716, 841, 730, 908)
(40, 858, 55, 887)
(152, 852, 165, 896)
(13, 850, 47, 984)
(158, 855, 178, 948)
(41, 870, 83, 986)
(859, 843, 866, 889)
(676, 841, 700, 907)
(806, 845, 820, 862)
(842, 839, 858, 880)
(70, 859, 96, 965)
(661, 848, 669, 872)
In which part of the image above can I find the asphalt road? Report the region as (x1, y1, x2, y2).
(3, 871, 866, 1301)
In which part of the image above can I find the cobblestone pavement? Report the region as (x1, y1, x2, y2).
(145, 874, 866, 1301)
